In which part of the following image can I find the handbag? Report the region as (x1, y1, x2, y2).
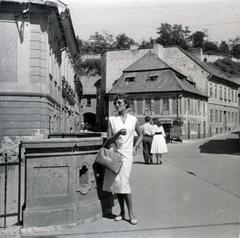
(95, 140, 123, 174)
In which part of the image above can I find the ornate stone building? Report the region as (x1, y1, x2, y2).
(0, 0, 81, 145)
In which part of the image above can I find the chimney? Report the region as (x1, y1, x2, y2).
(152, 43, 164, 59)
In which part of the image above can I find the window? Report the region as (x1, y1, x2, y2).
(210, 109, 213, 122)
(154, 98, 160, 114)
(232, 90, 234, 102)
(215, 109, 218, 123)
(136, 99, 143, 115)
(86, 98, 91, 107)
(147, 75, 158, 81)
(172, 98, 177, 114)
(125, 77, 135, 82)
(162, 98, 169, 114)
(129, 99, 135, 113)
(203, 101, 206, 116)
(219, 86, 222, 100)
(215, 84, 217, 98)
(187, 99, 190, 113)
(224, 87, 227, 101)
(220, 111, 222, 123)
(228, 88, 231, 101)
(198, 100, 201, 114)
(145, 98, 152, 111)
(209, 83, 213, 97)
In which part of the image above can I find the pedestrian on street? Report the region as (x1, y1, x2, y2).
(140, 116, 154, 164)
(102, 94, 142, 225)
(151, 118, 168, 164)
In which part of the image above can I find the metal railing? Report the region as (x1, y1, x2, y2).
(0, 143, 22, 228)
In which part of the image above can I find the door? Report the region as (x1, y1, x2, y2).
(198, 123, 201, 139)
(187, 122, 191, 140)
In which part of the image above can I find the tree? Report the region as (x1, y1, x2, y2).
(102, 31, 115, 51)
(189, 31, 206, 48)
(219, 41, 229, 55)
(87, 32, 108, 54)
(229, 36, 240, 58)
(156, 23, 190, 49)
(115, 33, 136, 50)
(139, 38, 155, 49)
(231, 44, 240, 58)
(76, 37, 90, 55)
(202, 40, 219, 54)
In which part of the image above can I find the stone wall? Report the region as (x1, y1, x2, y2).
(22, 137, 111, 228)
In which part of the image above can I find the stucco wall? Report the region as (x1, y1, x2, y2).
(155, 46, 209, 95)
(102, 49, 149, 93)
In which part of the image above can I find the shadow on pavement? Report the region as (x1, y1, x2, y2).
(133, 161, 146, 165)
(231, 130, 240, 135)
(199, 138, 240, 155)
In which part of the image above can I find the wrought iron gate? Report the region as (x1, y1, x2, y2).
(0, 142, 22, 228)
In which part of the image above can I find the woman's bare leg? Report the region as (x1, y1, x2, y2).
(125, 193, 135, 219)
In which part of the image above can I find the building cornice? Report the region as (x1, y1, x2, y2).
(0, 91, 61, 108)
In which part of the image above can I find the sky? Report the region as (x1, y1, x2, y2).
(62, 0, 240, 44)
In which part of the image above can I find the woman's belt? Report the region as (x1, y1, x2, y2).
(143, 134, 152, 137)
(154, 132, 162, 135)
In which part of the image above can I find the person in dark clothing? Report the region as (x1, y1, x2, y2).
(140, 116, 154, 164)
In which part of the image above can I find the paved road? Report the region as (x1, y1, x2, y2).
(21, 132, 240, 238)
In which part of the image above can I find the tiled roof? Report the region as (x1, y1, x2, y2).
(124, 51, 170, 72)
(80, 74, 101, 95)
(109, 69, 206, 97)
(230, 77, 240, 86)
(178, 47, 239, 86)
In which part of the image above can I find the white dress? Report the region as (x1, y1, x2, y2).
(102, 114, 137, 194)
(151, 125, 168, 154)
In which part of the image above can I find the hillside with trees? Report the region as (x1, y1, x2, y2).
(76, 23, 240, 76)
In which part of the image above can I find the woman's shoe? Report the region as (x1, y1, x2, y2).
(129, 217, 138, 225)
(114, 215, 125, 221)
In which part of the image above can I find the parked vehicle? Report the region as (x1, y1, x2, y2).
(169, 121, 183, 143)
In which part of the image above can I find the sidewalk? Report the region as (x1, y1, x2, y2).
(21, 151, 240, 238)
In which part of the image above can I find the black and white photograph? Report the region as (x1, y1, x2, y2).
(0, 0, 240, 237)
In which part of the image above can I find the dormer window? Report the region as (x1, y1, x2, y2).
(125, 77, 135, 82)
(147, 75, 158, 81)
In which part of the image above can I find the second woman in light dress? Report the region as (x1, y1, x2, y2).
(151, 119, 168, 164)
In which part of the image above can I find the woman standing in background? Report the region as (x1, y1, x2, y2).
(151, 118, 168, 164)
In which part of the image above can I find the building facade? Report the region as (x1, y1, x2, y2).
(0, 0, 81, 144)
(156, 45, 240, 136)
(100, 44, 240, 139)
(107, 51, 208, 140)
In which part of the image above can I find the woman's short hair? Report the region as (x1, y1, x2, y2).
(113, 93, 130, 109)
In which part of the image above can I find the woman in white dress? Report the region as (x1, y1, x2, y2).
(102, 94, 142, 225)
(151, 119, 168, 164)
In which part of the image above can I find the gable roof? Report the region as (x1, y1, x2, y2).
(124, 51, 170, 72)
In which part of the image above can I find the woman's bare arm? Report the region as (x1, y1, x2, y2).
(133, 121, 143, 151)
